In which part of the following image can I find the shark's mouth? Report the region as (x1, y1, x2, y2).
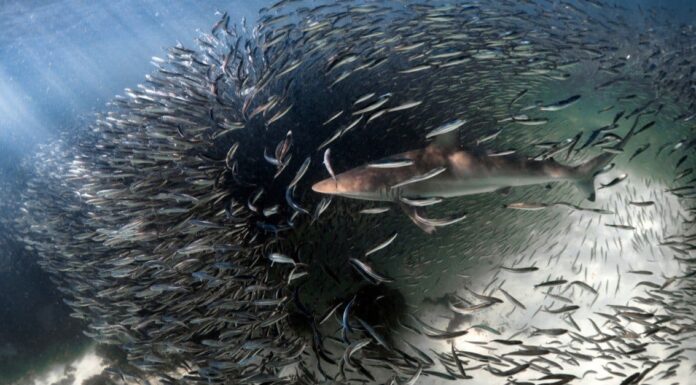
(12, 0, 696, 384)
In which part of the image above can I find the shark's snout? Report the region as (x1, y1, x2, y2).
(311, 178, 339, 195)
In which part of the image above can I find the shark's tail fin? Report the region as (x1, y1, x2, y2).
(574, 152, 615, 202)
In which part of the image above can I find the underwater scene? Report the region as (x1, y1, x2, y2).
(1, 0, 696, 384)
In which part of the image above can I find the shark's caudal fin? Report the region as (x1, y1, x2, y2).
(574, 152, 615, 202)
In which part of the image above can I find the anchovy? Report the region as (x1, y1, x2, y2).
(535, 279, 568, 288)
(506, 202, 548, 211)
(352, 97, 390, 115)
(514, 117, 549, 125)
(498, 288, 527, 309)
(451, 344, 473, 379)
(414, 211, 467, 227)
(353, 93, 375, 105)
(340, 115, 364, 135)
(323, 111, 343, 125)
(531, 328, 568, 336)
(359, 207, 391, 214)
(342, 297, 356, 340)
(365, 232, 398, 256)
(312, 197, 332, 222)
(629, 143, 650, 161)
(367, 158, 415, 168)
(355, 317, 390, 350)
(488, 363, 531, 376)
(288, 157, 311, 189)
(391, 167, 447, 189)
(599, 173, 628, 189)
(399, 196, 443, 207)
(424, 328, 469, 340)
(544, 305, 580, 314)
(476, 129, 503, 145)
(605, 223, 635, 230)
(567, 280, 598, 295)
(500, 265, 539, 273)
(539, 94, 581, 111)
(323, 149, 336, 181)
(425, 119, 467, 139)
(286, 186, 309, 215)
(504, 348, 551, 357)
(487, 149, 517, 157)
(627, 270, 652, 275)
(349, 258, 393, 284)
(387, 100, 422, 112)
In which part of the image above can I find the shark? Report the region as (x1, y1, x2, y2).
(312, 131, 623, 233)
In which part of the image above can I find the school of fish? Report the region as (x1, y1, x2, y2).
(4, 0, 696, 384)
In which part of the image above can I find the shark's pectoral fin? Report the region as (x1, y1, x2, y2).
(575, 178, 596, 202)
(573, 152, 616, 202)
(399, 203, 436, 234)
(494, 186, 512, 196)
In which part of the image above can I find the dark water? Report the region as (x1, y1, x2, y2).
(0, 258, 87, 382)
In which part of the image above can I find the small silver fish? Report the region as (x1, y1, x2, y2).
(288, 157, 311, 188)
(539, 94, 581, 111)
(365, 232, 398, 256)
(400, 196, 443, 207)
(391, 167, 446, 189)
(506, 202, 548, 211)
(349, 258, 393, 284)
(323, 148, 336, 181)
(268, 252, 296, 266)
(425, 119, 467, 139)
(367, 158, 415, 169)
(387, 100, 422, 112)
(359, 207, 391, 214)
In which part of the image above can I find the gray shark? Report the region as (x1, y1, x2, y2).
(312, 137, 617, 232)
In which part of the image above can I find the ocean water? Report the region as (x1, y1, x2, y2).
(1, 1, 696, 385)
(1, 2, 260, 382)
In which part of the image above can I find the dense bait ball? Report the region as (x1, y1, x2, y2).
(13, 1, 696, 384)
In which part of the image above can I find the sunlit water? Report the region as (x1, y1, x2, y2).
(1, 1, 696, 385)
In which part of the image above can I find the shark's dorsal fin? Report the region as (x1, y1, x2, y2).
(431, 130, 459, 150)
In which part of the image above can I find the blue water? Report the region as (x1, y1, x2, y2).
(0, 1, 260, 164)
(0, 0, 694, 384)
(0, 2, 262, 383)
